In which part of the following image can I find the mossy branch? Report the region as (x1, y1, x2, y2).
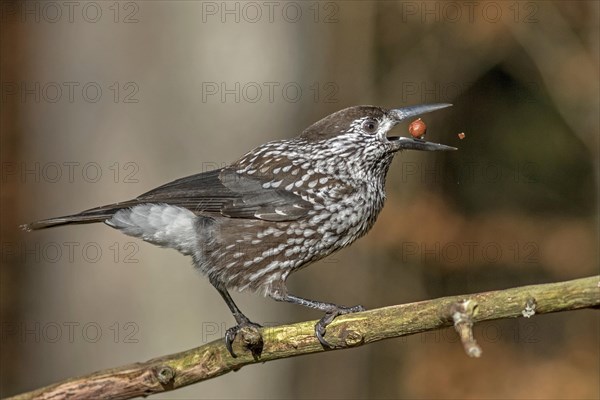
(7, 275, 599, 400)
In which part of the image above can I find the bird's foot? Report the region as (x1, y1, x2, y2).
(225, 318, 263, 358)
(315, 304, 365, 349)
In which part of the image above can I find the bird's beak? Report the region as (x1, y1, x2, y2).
(388, 103, 457, 151)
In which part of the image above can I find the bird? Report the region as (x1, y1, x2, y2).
(22, 103, 456, 357)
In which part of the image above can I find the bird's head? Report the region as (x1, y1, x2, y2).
(300, 103, 457, 154)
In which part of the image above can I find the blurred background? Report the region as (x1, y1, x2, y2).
(1, 1, 598, 399)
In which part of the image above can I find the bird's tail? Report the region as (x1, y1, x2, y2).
(20, 202, 136, 231)
(21, 213, 110, 231)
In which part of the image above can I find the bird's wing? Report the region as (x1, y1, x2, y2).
(218, 168, 311, 221)
(105, 167, 312, 222)
(134, 168, 237, 213)
(24, 167, 312, 230)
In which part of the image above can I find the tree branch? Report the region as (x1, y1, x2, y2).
(7, 275, 599, 400)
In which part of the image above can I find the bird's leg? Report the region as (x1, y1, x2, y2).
(271, 292, 365, 349)
(214, 285, 262, 358)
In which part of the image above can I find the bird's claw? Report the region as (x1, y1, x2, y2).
(315, 304, 365, 349)
(225, 319, 263, 358)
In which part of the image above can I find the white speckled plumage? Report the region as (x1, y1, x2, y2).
(22, 104, 456, 353)
(26, 104, 455, 306)
(104, 107, 401, 297)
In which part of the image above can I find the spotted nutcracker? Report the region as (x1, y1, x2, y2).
(23, 103, 456, 357)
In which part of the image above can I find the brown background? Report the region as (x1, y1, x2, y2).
(1, 1, 598, 399)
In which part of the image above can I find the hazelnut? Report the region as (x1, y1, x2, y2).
(408, 118, 427, 139)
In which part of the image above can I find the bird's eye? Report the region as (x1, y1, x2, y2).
(362, 119, 378, 134)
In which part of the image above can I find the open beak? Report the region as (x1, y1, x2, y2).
(388, 103, 457, 151)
